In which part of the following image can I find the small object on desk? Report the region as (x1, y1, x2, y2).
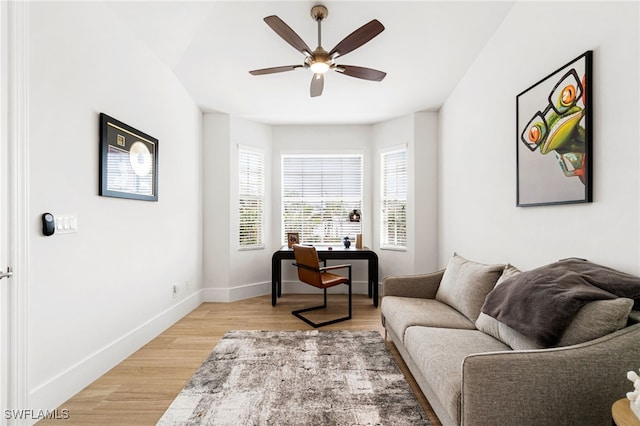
(356, 233, 362, 249)
(328, 246, 333, 250)
(343, 236, 351, 248)
(626, 369, 640, 420)
(287, 232, 300, 248)
(612, 398, 640, 426)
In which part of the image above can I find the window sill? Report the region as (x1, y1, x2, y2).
(380, 246, 407, 252)
(238, 245, 265, 251)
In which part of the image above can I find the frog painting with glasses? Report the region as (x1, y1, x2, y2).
(521, 67, 587, 184)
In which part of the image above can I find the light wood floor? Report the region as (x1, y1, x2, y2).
(38, 294, 441, 425)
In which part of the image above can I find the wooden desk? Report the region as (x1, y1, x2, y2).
(272, 245, 379, 307)
(613, 398, 640, 426)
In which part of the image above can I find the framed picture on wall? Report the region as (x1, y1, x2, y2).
(99, 113, 158, 201)
(516, 51, 592, 207)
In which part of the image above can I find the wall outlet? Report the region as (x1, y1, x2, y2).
(172, 284, 178, 297)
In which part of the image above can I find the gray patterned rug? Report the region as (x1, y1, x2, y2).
(157, 330, 429, 425)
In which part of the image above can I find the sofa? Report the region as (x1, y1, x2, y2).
(381, 254, 640, 426)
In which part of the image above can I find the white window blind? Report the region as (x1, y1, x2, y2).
(381, 148, 407, 249)
(238, 146, 264, 249)
(282, 155, 362, 244)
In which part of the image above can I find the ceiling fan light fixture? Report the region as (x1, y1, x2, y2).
(310, 61, 330, 74)
(249, 5, 386, 97)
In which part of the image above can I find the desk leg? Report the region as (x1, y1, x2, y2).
(372, 258, 378, 307)
(271, 256, 279, 306)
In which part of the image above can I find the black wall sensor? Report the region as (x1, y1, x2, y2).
(42, 213, 55, 236)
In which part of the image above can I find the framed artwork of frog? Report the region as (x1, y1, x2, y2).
(516, 51, 592, 207)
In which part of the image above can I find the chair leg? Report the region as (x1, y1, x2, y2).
(292, 283, 352, 328)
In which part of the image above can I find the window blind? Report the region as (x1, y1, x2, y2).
(282, 155, 362, 244)
(238, 146, 264, 249)
(381, 148, 407, 249)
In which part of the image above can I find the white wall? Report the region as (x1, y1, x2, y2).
(229, 117, 273, 295)
(439, 1, 639, 273)
(372, 113, 439, 279)
(203, 113, 231, 299)
(202, 114, 274, 301)
(28, 2, 203, 411)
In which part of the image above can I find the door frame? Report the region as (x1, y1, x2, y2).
(2, 1, 30, 421)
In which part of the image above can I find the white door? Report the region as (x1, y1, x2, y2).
(0, 0, 13, 415)
(1, 1, 11, 417)
(2, 1, 28, 420)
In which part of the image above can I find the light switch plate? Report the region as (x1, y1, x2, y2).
(55, 214, 78, 234)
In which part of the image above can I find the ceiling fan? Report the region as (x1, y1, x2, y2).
(249, 4, 386, 97)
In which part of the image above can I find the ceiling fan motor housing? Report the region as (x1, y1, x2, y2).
(310, 5, 328, 21)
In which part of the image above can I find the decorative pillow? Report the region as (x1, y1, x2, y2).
(495, 264, 521, 287)
(477, 298, 634, 349)
(556, 298, 634, 346)
(435, 253, 504, 321)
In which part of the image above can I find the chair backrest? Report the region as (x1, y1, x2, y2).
(292, 244, 322, 287)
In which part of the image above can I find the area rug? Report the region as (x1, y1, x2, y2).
(157, 330, 429, 425)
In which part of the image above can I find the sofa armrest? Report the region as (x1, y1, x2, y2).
(382, 269, 445, 299)
(461, 323, 640, 426)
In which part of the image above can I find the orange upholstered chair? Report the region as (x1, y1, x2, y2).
(291, 244, 352, 327)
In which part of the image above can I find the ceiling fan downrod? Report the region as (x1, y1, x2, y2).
(310, 4, 328, 48)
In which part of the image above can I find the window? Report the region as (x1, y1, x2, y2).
(238, 146, 264, 249)
(381, 147, 407, 249)
(282, 155, 362, 244)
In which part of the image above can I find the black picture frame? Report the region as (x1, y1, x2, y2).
(99, 113, 158, 201)
(516, 51, 592, 207)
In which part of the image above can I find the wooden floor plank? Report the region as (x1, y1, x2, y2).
(37, 294, 441, 425)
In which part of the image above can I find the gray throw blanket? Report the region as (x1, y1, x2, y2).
(481, 258, 640, 347)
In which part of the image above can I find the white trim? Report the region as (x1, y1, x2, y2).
(379, 143, 408, 155)
(0, 0, 9, 418)
(29, 290, 204, 414)
(5, 2, 30, 423)
(203, 281, 270, 302)
(380, 245, 408, 252)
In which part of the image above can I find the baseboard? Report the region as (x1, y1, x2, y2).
(28, 290, 204, 417)
(203, 281, 271, 302)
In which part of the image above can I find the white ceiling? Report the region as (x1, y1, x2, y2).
(107, 1, 515, 125)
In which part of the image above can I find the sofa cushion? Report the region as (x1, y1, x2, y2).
(476, 297, 634, 350)
(476, 312, 541, 350)
(435, 253, 504, 321)
(381, 296, 475, 343)
(403, 326, 511, 425)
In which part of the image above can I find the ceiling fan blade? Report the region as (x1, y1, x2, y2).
(310, 73, 324, 97)
(329, 19, 384, 58)
(249, 65, 303, 76)
(335, 65, 386, 81)
(264, 15, 312, 56)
